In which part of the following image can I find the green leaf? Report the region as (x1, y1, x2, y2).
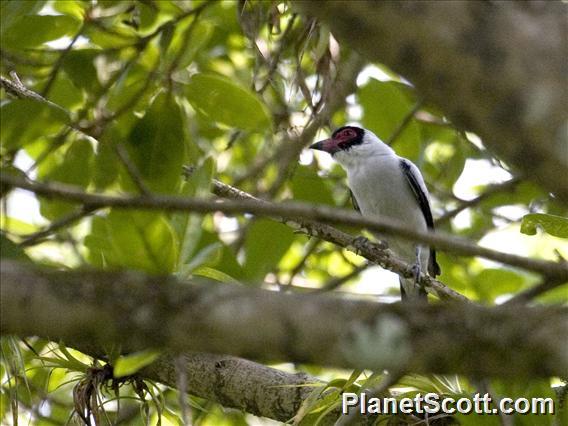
(1, 15, 81, 49)
(92, 140, 119, 190)
(520, 213, 568, 239)
(358, 79, 420, 160)
(113, 350, 161, 378)
(38, 138, 94, 220)
(125, 93, 187, 193)
(193, 266, 241, 284)
(291, 165, 335, 205)
(167, 20, 214, 69)
(52, 0, 88, 20)
(84, 211, 178, 274)
(244, 219, 295, 281)
(0, 234, 30, 261)
(47, 72, 84, 110)
(61, 49, 102, 93)
(175, 158, 216, 270)
(185, 73, 272, 132)
(0, 99, 70, 149)
(472, 269, 526, 302)
(105, 64, 149, 113)
(0, 0, 45, 37)
(178, 229, 244, 281)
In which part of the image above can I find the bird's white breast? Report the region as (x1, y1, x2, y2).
(346, 154, 427, 259)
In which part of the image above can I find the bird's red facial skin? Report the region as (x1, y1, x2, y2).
(310, 127, 360, 154)
(334, 128, 357, 144)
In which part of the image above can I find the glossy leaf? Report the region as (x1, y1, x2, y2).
(193, 266, 241, 284)
(291, 165, 335, 205)
(0, 0, 45, 37)
(61, 49, 101, 93)
(92, 140, 120, 190)
(85, 211, 178, 274)
(38, 139, 94, 220)
(176, 158, 216, 272)
(125, 92, 187, 194)
(0, 99, 69, 149)
(1, 15, 81, 49)
(113, 350, 161, 378)
(185, 73, 272, 132)
(244, 218, 295, 282)
(520, 213, 568, 239)
(358, 78, 421, 160)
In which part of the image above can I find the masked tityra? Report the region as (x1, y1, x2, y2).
(310, 125, 440, 301)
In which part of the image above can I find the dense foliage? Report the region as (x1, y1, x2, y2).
(1, 1, 566, 425)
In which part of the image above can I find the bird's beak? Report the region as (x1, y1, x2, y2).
(309, 138, 339, 154)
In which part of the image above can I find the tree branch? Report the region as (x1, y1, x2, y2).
(3, 173, 567, 283)
(2, 260, 567, 378)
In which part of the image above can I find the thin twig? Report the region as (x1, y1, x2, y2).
(503, 277, 568, 305)
(385, 98, 424, 146)
(41, 24, 86, 97)
(285, 236, 322, 286)
(19, 206, 98, 247)
(113, 143, 151, 195)
(257, 14, 298, 94)
(266, 52, 366, 196)
(316, 263, 369, 293)
(436, 178, 520, 225)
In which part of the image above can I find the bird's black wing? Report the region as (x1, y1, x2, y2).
(399, 159, 441, 276)
(350, 189, 361, 213)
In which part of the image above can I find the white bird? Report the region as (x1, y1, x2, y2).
(310, 125, 440, 301)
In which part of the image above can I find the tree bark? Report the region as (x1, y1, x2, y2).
(293, 1, 568, 203)
(2, 260, 567, 379)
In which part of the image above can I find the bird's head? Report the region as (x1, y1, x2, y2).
(309, 126, 394, 167)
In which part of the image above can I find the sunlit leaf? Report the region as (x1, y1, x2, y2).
(472, 269, 526, 302)
(38, 138, 94, 220)
(0, 0, 46, 37)
(92, 140, 119, 190)
(185, 73, 272, 132)
(174, 159, 215, 260)
(61, 49, 101, 93)
(520, 213, 568, 239)
(1, 15, 81, 49)
(114, 350, 161, 378)
(358, 78, 420, 160)
(0, 99, 70, 149)
(244, 219, 295, 282)
(52, 0, 87, 20)
(291, 165, 335, 205)
(193, 266, 241, 284)
(125, 92, 187, 193)
(85, 211, 178, 274)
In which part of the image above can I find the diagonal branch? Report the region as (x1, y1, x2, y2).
(2, 173, 567, 284)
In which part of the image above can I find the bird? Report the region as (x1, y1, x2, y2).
(310, 125, 440, 302)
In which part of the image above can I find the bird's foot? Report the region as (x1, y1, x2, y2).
(352, 236, 370, 255)
(411, 263, 421, 285)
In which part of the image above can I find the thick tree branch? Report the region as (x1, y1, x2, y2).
(292, 1, 568, 204)
(62, 341, 323, 423)
(3, 173, 567, 283)
(2, 260, 567, 378)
